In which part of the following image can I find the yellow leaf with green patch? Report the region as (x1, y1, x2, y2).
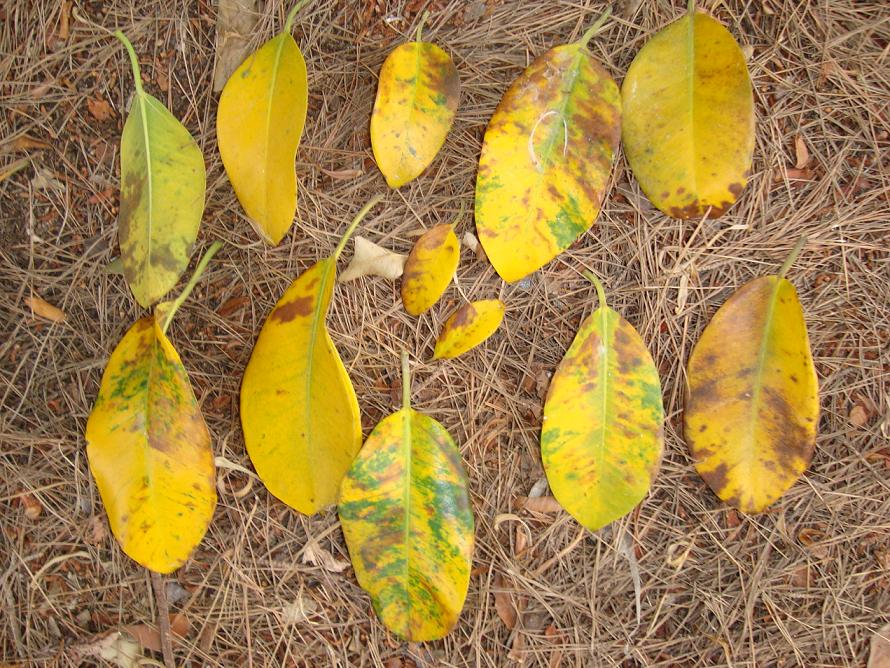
(217, 2, 309, 244)
(433, 299, 505, 360)
(684, 239, 819, 513)
(85, 244, 223, 573)
(115, 32, 206, 308)
(241, 197, 383, 514)
(542, 274, 663, 531)
(474, 11, 620, 283)
(339, 353, 474, 641)
(371, 14, 459, 188)
(621, 2, 754, 218)
(401, 223, 459, 316)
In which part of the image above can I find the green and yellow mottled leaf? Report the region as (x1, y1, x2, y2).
(684, 240, 819, 513)
(85, 316, 216, 574)
(217, 2, 309, 244)
(542, 275, 663, 531)
(115, 32, 206, 308)
(371, 15, 459, 188)
(339, 353, 474, 641)
(621, 4, 754, 218)
(401, 224, 459, 316)
(240, 197, 383, 514)
(474, 12, 620, 283)
(433, 299, 505, 360)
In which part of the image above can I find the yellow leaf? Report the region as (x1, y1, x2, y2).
(370, 16, 459, 188)
(339, 353, 474, 641)
(240, 197, 383, 514)
(217, 2, 309, 245)
(684, 239, 819, 513)
(401, 223, 459, 316)
(115, 32, 206, 308)
(474, 11, 620, 283)
(85, 315, 216, 573)
(541, 274, 663, 531)
(338, 236, 407, 282)
(433, 299, 505, 359)
(621, 5, 754, 218)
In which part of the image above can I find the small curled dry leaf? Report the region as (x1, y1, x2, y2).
(339, 236, 407, 282)
(25, 295, 65, 322)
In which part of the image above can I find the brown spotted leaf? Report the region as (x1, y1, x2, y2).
(401, 224, 460, 315)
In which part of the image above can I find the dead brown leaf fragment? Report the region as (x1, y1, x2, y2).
(493, 573, 524, 629)
(794, 133, 810, 169)
(124, 613, 190, 652)
(869, 622, 890, 668)
(213, 0, 259, 93)
(519, 495, 563, 513)
(25, 295, 65, 322)
(87, 97, 114, 122)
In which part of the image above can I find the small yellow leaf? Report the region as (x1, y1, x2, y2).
(684, 242, 819, 513)
(542, 276, 663, 531)
(621, 8, 754, 218)
(240, 197, 382, 514)
(401, 224, 459, 315)
(217, 5, 308, 244)
(433, 299, 505, 359)
(115, 33, 206, 307)
(370, 27, 459, 188)
(85, 315, 217, 573)
(25, 294, 65, 322)
(475, 14, 620, 282)
(338, 236, 407, 282)
(339, 354, 474, 641)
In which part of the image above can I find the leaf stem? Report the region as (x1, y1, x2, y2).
(579, 6, 612, 47)
(160, 241, 224, 334)
(285, 0, 312, 32)
(114, 31, 144, 94)
(415, 10, 430, 42)
(584, 271, 608, 309)
(332, 194, 385, 262)
(401, 351, 411, 411)
(150, 571, 174, 668)
(688, 0, 695, 15)
(778, 236, 807, 280)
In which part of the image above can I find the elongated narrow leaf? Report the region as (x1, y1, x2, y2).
(85, 315, 216, 573)
(371, 29, 459, 188)
(240, 198, 381, 514)
(685, 249, 819, 512)
(475, 16, 620, 282)
(434, 299, 505, 359)
(401, 224, 459, 316)
(116, 33, 206, 308)
(621, 7, 754, 218)
(217, 6, 308, 244)
(542, 277, 663, 530)
(340, 356, 474, 641)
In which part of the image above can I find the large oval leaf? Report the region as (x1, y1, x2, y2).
(475, 17, 620, 283)
(684, 249, 819, 512)
(240, 198, 382, 514)
(433, 299, 505, 359)
(401, 224, 459, 316)
(371, 35, 459, 188)
(621, 7, 754, 218)
(542, 276, 663, 531)
(217, 8, 308, 245)
(85, 315, 216, 573)
(339, 355, 474, 641)
(116, 33, 206, 308)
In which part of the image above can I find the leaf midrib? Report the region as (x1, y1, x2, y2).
(400, 407, 414, 634)
(137, 92, 154, 296)
(685, 14, 699, 198)
(261, 33, 288, 236)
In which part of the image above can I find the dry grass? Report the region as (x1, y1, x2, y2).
(2, 0, 889, 666)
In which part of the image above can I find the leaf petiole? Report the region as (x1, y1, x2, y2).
(415, 10, 430, 42)
(332, 194, 385, 261)
(401, 351, 411, 410)
(285, 0, 312, 33)
(778, 236, 807, 280)
(578, 7, 612, 48)
(159, 241, 224, 334)
(114, 31, 144, 95)
(583, 271, 608, 309)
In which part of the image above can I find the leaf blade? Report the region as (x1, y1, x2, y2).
(371, 42, 459, 188)
(475, 43, 620, 282)
(434, 299, 505, 359)
(85, 316, 216, 573)
(339, 409, 474, 641)
(240, 258, 361, 514)
(542, 304, 663, 531)
(621, 12, 754, 218)
(401, 224, 459, 316)
(217, 30, 308, 244)
(684, 276, 819, 512)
